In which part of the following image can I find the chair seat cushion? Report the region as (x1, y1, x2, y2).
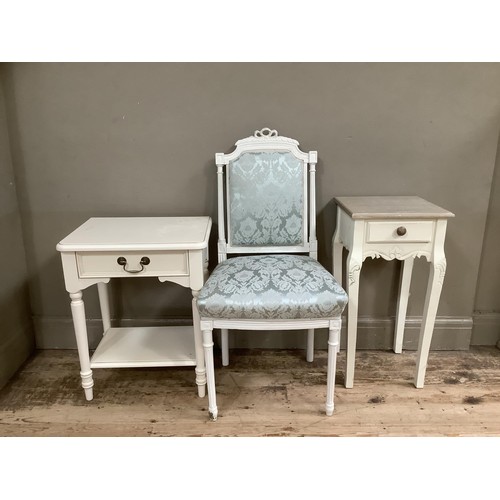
(197, 254, 348, 320)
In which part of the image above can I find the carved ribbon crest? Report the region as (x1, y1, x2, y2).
(254, 127, 278, 138)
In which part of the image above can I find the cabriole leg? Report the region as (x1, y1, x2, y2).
(345, 253, 362, 389)
(415, 259, 445, 388)
(394, 257, 414, 353)
(332, 226, 343, 286)
(202, 326, 218, 421)
(69, 291, 94, 401)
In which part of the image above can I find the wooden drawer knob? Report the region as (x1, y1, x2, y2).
(396, 226, 407, 236)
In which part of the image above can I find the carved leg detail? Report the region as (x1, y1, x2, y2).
(326, 322, 340, 416)
(345, 255, 362, 389)
(394, 257, 414, 353)
(192, 291, 206, 398)
(415, 259, 445, 388)
(202, 327, 218, 421)
(70, 291, 94, 401)
(306, 329, 314, 362)
(332, 231, 343, 286)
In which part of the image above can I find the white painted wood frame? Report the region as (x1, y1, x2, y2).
(201, 318, 341, 421)
(215, 128, 317, 262)
(57, 216, 212, 402)
(332, 196, 454, 389)
(201, 128, 343, 420)
(216, 129, 319, 366)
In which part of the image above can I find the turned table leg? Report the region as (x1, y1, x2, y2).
(69, 291, 94, 401)
(97, 281, 111, 334)
(192, 290, 207, 398)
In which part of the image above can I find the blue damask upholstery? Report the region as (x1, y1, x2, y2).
(229, 151, 304, 247)
(197, 254, 348, 320)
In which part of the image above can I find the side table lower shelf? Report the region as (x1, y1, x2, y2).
(90, 326, 196, 369)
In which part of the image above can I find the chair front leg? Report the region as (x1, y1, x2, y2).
(326, 319, 341, 416)
(221, 328, 229, 366)
(306, 329, 314, 362)
(201, 322, 218, 421)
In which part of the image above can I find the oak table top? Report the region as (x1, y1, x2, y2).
(334, 196, 455, 220)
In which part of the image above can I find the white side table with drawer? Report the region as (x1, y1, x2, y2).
(332, 196, 454, 388)
(57, 216, 212, 401)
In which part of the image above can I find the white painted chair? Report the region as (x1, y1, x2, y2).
(197, 128, 348, 420)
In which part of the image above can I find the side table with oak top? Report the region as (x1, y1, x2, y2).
(332, 196, 454, 388)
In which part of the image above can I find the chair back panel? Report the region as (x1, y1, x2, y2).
(228, 151, 306, 247)
(216, 128, 317, 261)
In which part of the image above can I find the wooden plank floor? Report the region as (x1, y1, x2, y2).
(0, 346, 499, 436)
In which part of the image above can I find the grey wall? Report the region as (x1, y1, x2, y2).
(3, 62, 500, 350)
(472, 129, 500, 345)
(0, 66, 34, 388)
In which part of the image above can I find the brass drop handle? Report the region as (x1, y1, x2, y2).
(117, 256, 150, 273)
(396, 226, 407, 236)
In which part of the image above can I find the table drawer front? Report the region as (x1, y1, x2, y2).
(77, 251, 189, 278)
(366, 221, 434, 244)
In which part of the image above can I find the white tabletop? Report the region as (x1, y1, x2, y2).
(334, 196, 455, 220)
(57, 216, 212, 252)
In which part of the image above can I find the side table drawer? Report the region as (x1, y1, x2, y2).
(366, 220, 434, 244)
(76, 250, 189, 278)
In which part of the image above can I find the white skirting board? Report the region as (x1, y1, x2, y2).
(35, 316, 473, 350)
(471, 313, 500, 346)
